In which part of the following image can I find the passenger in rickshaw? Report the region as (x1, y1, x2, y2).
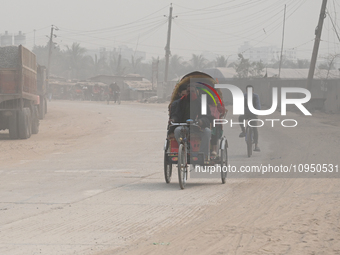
(172, 83, 213, 161)
(209, 88, 227, 158)
(168, 83, 188, 134)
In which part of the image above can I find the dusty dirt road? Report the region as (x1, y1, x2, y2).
(0, 100, 339, 255)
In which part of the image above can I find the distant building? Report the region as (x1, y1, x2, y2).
(1, 31, 12, 46)
(14, 31, 26, 46)
(0, 31, 26, 46)
(238, 41, 296, 64)
(115, 45, 146, 61)
(86, 46, 146, 64)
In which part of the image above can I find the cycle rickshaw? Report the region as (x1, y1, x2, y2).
(163, 72, 229, 189)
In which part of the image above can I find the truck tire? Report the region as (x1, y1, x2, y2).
(9, 111, 19, 139)
(18, 108, 32, 139)
(39, 96, 45, 119)
(31, 105, 39, 134)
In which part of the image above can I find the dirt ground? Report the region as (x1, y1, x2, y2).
(0, 100, 339, 255)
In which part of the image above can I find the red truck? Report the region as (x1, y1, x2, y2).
(0, 45, 45, 139)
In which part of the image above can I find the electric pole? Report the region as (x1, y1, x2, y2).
(163, 4, 173, 99)
(278, 4, 286, 78)
(47, 25, 58, 82)
(307, 0, 327, 90)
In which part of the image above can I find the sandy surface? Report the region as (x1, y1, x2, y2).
(0, 100, 339, 255)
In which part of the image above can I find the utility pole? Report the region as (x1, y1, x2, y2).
(47, 25, 58, 82)
(163, 3, 173, 99)
(278, 4, 286, 78)
(307, 0, 327, 90)
(152, 57, 159, 91)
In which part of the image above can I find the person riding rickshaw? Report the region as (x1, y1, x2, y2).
(164, 71, 228, 189)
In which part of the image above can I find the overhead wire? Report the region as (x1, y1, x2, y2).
(27, 0, 335, 62)
(60, 5, 169, 34)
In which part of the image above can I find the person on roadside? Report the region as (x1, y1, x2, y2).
(238, 85, 261, 152)
(111, 82, 120, 103)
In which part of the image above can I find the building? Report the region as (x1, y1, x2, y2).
(238, 41, 297, 64)
(1, 31, 12, 46)
(14, 31, 26, 46)
(89, 74, 152, 100)
(0, 31, 26, 46)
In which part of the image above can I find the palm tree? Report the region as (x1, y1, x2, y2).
(65, 42, 87, 79)
(169, 54, 183, 78)
(130, 55, 143, 74)
(82, 54, 108, 77)
(190, 54, 207, 70)
(215, 55, 228, 67)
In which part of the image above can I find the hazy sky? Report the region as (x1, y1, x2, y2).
(1, 0, 340, 62)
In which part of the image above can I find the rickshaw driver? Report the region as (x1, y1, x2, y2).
(173, 84, 213, 161)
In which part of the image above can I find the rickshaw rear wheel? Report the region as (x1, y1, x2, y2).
(246, 126, 253, 157)
(164, 151, 172, 183)
(220, 140, 228, 184)
(178, 143, 187, 189)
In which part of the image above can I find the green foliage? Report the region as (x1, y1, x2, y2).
(234, 54, 265, 78)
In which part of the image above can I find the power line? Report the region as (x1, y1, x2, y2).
(327, 8, 340, 43)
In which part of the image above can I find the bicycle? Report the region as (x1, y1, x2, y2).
(114, 91, 121, 104)
(244, 119, 256, 157)
(164, 120, 228, 189)
(176, 120, 197, 189)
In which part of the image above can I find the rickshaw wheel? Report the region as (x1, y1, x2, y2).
(164, 151, 172, 183)
(178, 144, 187, 189)
(220, 140, 228, 184)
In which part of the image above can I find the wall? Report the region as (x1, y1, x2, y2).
(219, 78, 340, 113)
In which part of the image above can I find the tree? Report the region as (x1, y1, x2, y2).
(234, 54, 252, 78)
(32, 45, 49, 67)
(190, 54, 207, 70)
(252, 60, 265, 77)
(215, 55, 228, 67)
(33, 43, 65, 77)
(318, 54, 339, 70)
(130, 55, 143, 74)
(65, 42, 87, 79)
(83, 54, 108, 77)
(318, 54, 340, 79)
(270, 56, 297, 69)
(233, 54, 266, 78)
(169, 54, 184, 79)
(297, 59, 310, 69)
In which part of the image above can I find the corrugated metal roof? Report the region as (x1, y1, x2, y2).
(124, 79, 152, 91)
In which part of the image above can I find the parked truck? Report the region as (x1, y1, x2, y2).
(0, 45, 43, 139)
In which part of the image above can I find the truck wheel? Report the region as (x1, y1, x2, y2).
(39, 96, 45, 119)
(31, 106, 39, 134)
(9, 111, 19, 139)
(18, 108, 32, 139)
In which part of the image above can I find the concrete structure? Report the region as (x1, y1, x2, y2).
(202, 67, 340, 113)
(1, 31, 12, 46)
(14, 31, 26, 46)
(238, 41, 297, 64)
